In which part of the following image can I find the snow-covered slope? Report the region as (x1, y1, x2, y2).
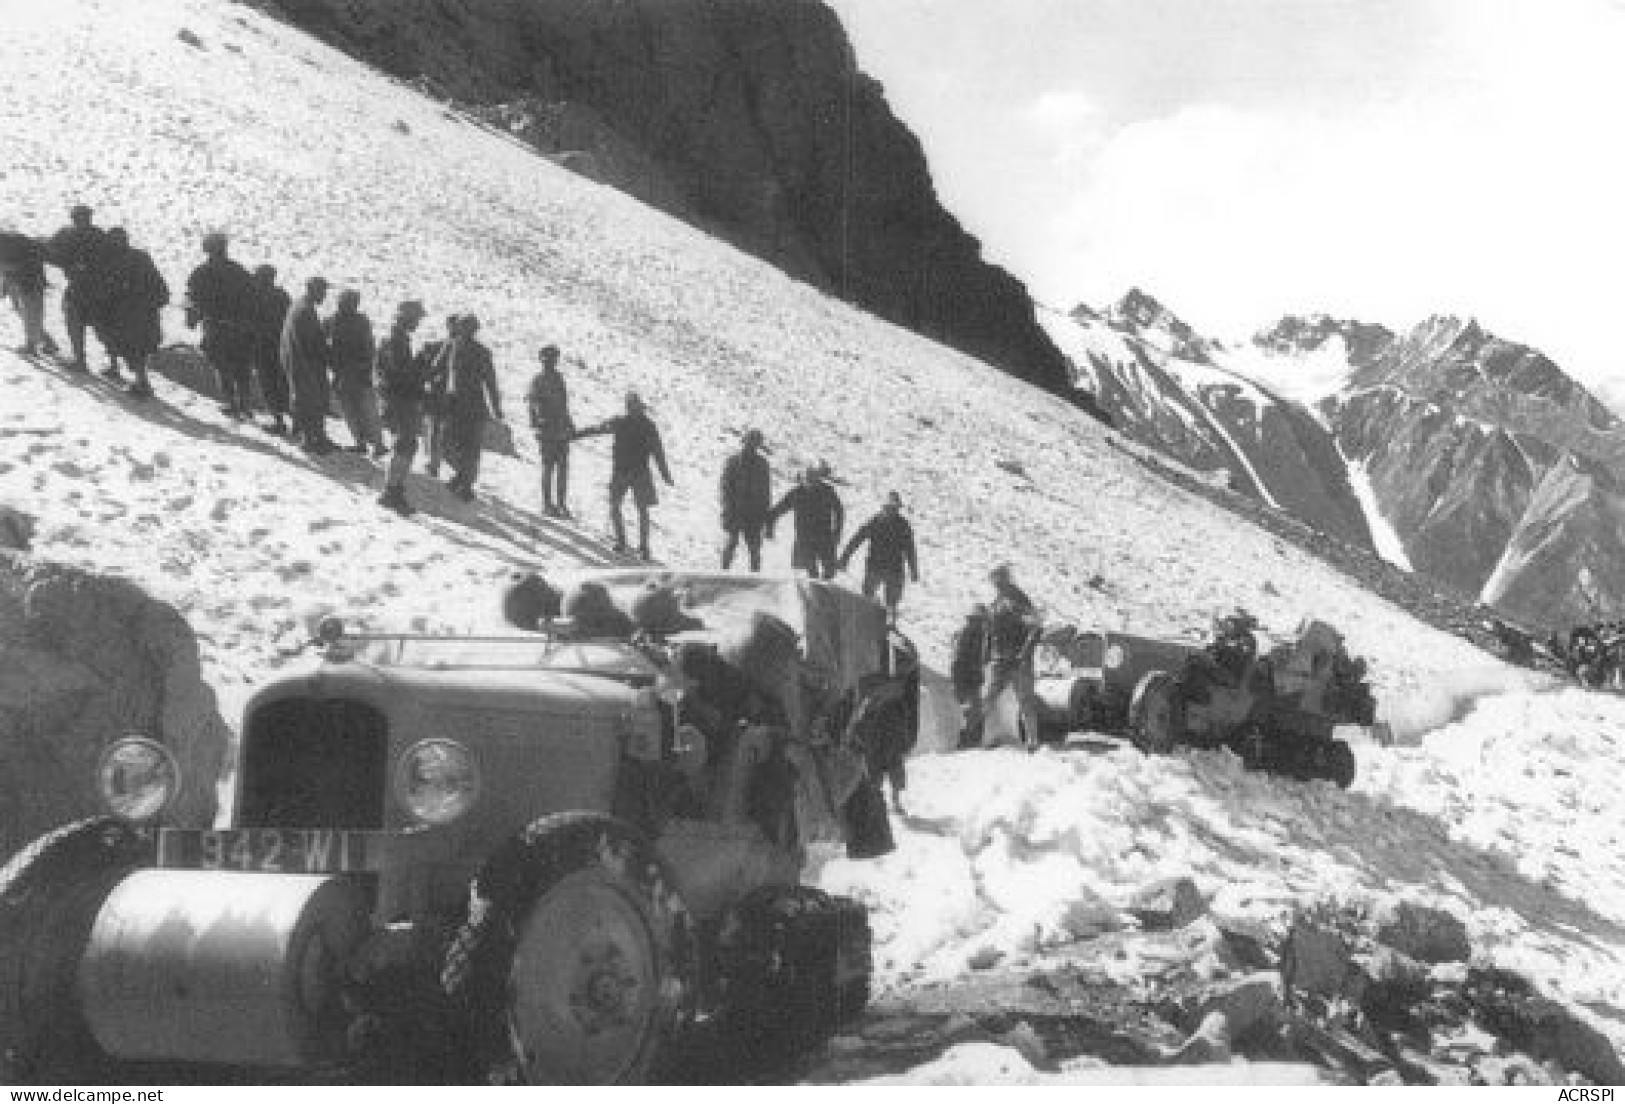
(1, 0, 1620, 1074)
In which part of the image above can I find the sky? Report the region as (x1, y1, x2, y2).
(827, 0, 1625, 407)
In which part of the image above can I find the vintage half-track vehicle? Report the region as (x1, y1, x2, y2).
(1031, 611, 1381, 787)
(0, 570, 917, 1084)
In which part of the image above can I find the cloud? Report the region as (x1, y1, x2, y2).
(1021, 91, 1109, 172)
(1039, 1, 1625, 400)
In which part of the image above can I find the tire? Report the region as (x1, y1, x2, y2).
(0, 818, 153, 1081)
(717, 886, 872, 1060)
(1129, 671, 1185, 754)
(442, 813, 695, 1085)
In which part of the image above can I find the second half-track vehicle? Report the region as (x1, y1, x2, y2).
(1032, 610, 1380, 787)
(0, 570, 918, 1084)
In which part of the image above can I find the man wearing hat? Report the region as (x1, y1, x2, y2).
(440, 313, 504, 501)
(574, 391, 674, 561)
(46, 204, 107, 371)
(767, 460, 845, 580)
(281, 275, 334, 453)
(525, 344, 574, 516)
(718, 427, 772, 571)
(374, 299, 429, 514)
(839, 490, 920, 621)
(184, 231, 260, 418)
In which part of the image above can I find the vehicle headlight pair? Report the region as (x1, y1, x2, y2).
(394, 738, 480, 825)
(97, 736, 181, 823)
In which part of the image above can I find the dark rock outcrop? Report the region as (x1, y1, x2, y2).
(0, 554, 229, 858)
(250, 0, 1072, 392)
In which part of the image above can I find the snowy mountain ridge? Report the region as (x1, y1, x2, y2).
(1046, 293, 1625, 628)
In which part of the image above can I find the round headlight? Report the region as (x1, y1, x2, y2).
(97, 735, 180, 822)
(394, 739, 480, 825)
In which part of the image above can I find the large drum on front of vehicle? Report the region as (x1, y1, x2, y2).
(76, 870, 369, 1068)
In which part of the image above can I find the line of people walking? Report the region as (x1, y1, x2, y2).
(5, 208, 930, 617)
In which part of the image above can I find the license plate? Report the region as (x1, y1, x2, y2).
(157, 828, 382, 873)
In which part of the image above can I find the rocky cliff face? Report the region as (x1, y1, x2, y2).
(1325, 315, 1625, 627)
(252, 0, 1072, 392)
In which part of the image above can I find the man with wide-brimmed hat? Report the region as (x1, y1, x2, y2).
(839, 490, 919, 621)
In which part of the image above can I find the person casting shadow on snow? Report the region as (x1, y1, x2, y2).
(525, 344, 574, 517)
(281, 275, 335, 454)
(719, 428, 772, 572)
(440, 313, 503, 502)
(375, 299, 429, 516)
(184, 231, 259, 420)
(574, 390, 673, 561)
(839, 490, 919, 623)
(249, 265, 292, 435)
(45, 204, 107, 372)
(0, 229, 61, 358)
(418, 314, 459, 479)
(325, 288, 386, 458)
(91, 228, 167, 400)
(767, 460, 844, 580)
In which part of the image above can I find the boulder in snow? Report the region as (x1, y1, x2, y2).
(1372, 899, 1470, 964)
(1127, 876, 1207, 931)
(0, 555, 230, 859)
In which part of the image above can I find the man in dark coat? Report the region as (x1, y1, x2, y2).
(45, 204, 107, 371)
(574, 391, 673, 561)
(525, 345, 574, 517)
(184, 232, 259, 418)
(719, 428, 772, 571)
(441, 313, 503, 501)
(250, 265, 292, 435)
(839, 490, 920, 621)
(375, 299, 429, 515)
(0, 231, 59, 357)
(92, 228, 167, 399)
(325, 289, 384, 457)
(767, 460, 844, 580)
(281, 275, 333, 453)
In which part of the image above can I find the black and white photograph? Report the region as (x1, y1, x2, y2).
(1, 0, 1623, 1090)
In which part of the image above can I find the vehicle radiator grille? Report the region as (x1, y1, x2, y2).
(238, 698, 388, 828)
